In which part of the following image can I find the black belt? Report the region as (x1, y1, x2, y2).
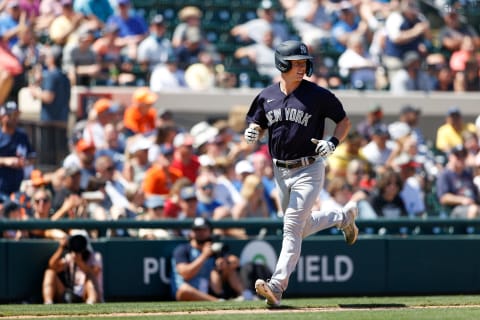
(274, 157, 317, 169)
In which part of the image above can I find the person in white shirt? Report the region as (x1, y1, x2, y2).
(338, 34, 379, 90)
(149, 53, 187, 92)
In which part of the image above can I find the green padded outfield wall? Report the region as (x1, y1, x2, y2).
(2, 236, 480, 303)
(0, 242, 6, 300)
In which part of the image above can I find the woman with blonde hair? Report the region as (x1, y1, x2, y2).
(232, 174, 269, 219)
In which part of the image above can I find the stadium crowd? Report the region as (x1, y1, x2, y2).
(1, 0, 480, 241)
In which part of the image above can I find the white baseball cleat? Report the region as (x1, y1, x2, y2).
(340, 201, 359, 245)
(255, 279, 282, 307)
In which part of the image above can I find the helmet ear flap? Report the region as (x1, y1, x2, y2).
(275, 52, 291, 73)
(306, 60, 313, 77)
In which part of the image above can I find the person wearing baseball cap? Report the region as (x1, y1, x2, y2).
(436, 144, 480, 219)
(171, 216, 245, 301)
(435, 106, 477, 153)
(170, 132, 199, 183)
(123, 87, 158, 135)
(244, 39, 357, 307)
(137, 13, 171, 71)
(0, 101, 36, 197)
(82, 98, 118, 149)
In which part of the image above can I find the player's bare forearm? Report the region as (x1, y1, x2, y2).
(332, 116, 351, 143)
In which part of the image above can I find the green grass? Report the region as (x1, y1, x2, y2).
(1, 296, 480, 319)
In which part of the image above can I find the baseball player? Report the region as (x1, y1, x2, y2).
(244, 40, 359, 307)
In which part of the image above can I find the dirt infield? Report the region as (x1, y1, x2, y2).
(3, 304, 480, 319)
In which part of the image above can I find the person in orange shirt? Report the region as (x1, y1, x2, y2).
(143, 145, 183, 196)
(123, 87, 158, 136)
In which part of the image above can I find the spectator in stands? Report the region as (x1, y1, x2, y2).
(382, 0, 431, 84)
(434, 65, 455, 91)
(42, 233, 103, 304)
(95, 123, 125, 172)
(48, 0, 85, 46)
(287, 0, 333, 52)
(0, 101, 35, 198)
(183, 50, 217, 91)
(11, 26, 41, 95)
(337, 33, 379, 90)
(29, 188, 67, 239)
(74, 0, 113, 24)
(175, 26, 216, 71)
(389, 50, 435, 94)
(360, 124, 394, 172)
(437, 6, 480, 58)
(63, 139, 96, 190)
(50, 165, 83, 213)
(208, 157, 242, 211)
(453, 57, 480, 92)
(123, 87, 157, 136)
(0, 0, 26, 48)
(394, 154, 425, 217)
(331, 1, 370, 56)
(163, 177, 193, 219)
(232, 173, 269, 219)
(149, 52, 187, 91)
(345, 158, 375, 195)
(389, 104, 425, 146)
(176, 185, 199, 220)
(321, 177, 356, 213)
(171, 132, 200, 184)
(82, 98, 116, 150)
(435, 106, 477, 153)
(366, 167, 408, 218)
(250, 152, 281, 217)
(137, 196, 171, 240)
(2, 200, 29, 239)
(92, 22, 136, 86)
(462, 131, 480, 169)
(449, 35, 480, 73)
(233, 28, 280, 83)
(94, 154, 127, 208)
(148, 123, 178, 162)
(171, 217, 244, 301)
(436, 144, 480, 218)
(137, 14, 172, 73)
(63, 28, 102, 86)
(142, 144, 182, 197)
(195, 173, 230, 220)
(230, 0, 290, 47)
(30, 45, 70, 122)
(106, 0, 147, 59)
(356, 103, 384, 143)
(327, 131, 368, 180)
(37, 0, 63, 33)
(122, 135, 152, 185)
(172, 6, 203, 48)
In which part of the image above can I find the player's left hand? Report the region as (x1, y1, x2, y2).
(311, 138, 336, 158)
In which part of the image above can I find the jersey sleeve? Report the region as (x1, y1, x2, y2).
(246, 94, 268, 129)
(320, 89, 346, 123)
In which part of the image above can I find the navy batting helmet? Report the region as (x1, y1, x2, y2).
(274, 40, 313, 76)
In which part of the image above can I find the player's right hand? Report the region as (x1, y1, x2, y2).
(244, 126, 260, 144)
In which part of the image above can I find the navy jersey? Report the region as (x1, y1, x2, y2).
(0, 128, 35, 195)
(246, 80, 346, 160)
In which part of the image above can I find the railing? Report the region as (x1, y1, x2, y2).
(3, 218, 480, 237)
